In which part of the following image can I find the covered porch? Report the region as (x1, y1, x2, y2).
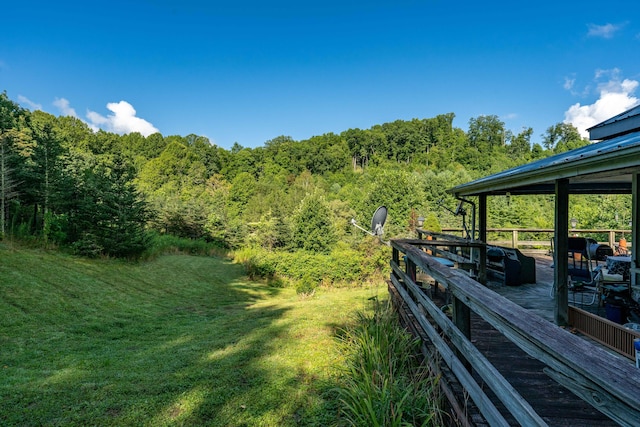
(388, 106, 640, 426)
(448, 107, 640, 327)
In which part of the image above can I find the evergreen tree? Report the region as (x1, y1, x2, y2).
(0, 93, 31, 237)
(0, 131, 21, 237)
(291, 192, 337, 253)
(73, 158, 150, 258)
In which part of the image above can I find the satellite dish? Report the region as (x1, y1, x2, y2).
(350, 206, 389, 244)
(371, 206, 387, 236)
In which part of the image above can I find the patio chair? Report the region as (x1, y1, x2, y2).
(547, 275, 599, 306)
(568, 280, 599, 306)
(548, 237, 602, 305)
(567, 237, 595, 283)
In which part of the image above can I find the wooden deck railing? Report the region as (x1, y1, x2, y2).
(390, 238, 640, 427)
(440, 227, 632, 251)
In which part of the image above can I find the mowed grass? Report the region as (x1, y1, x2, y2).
(0, 243, 385, 426)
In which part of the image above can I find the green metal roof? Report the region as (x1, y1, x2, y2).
(449, 131, 640, 197)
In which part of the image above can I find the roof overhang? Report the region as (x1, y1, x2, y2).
(449, 131, 640, 197)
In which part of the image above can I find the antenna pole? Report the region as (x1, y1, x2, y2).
(350, 219, 375, 236)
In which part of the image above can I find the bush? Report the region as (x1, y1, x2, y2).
(295, 273, 318, 296)
(71, 235, 103, 258)
(233, 246, 279, 282)
(245, 255, 277, 281)
(232, 243, 389, 290)
(142, 233, 229, 260)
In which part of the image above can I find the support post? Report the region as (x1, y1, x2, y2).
(478, 194, 487, 285)
(554, 179, 570, 326)
(632, 173, 639, 288)
(392, 248, 400, 283)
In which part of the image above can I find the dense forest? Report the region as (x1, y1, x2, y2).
(0, 91, 630, 289)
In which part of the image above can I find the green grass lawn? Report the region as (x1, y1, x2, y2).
(0, 243, 385, 426)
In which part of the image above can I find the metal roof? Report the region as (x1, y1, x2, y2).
(449, 130, 640, 197)
(588, 104, 640, 140)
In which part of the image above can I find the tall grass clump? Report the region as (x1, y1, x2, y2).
(336, 299, 444, 427)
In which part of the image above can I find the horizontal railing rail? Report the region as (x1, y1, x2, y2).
(439, 227, 632, 250)
(390, 238, 640, 427)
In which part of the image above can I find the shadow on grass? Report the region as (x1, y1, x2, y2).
(0, 253, 359, 426)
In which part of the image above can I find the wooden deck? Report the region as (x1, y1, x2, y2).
(487, 253, 631, 352)
(473, 252, 632, 425)
(485, 252, 557, 322)
(468, 314, 619, 426)
(396, 251, 636, 426)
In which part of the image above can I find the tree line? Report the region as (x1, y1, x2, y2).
(2, 90, 625, 266)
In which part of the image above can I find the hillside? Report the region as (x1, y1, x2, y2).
(2, 92, 602, 262)
(0, 244, 383, 426)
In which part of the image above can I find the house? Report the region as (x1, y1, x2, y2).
(448, 104, 640, 326)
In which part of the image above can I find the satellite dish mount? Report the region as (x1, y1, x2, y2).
(437, 198, 476, 241)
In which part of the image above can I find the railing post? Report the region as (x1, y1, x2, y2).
(453, 296, 472, 371)
(632, 172, 640, 289)
(609, 230, 616, 248)
(406, 258, 417, 283)
(512, 230, 518, 248)
(392, 248, 400, 283)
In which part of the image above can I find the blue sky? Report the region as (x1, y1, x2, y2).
(2, 1, 639, 149)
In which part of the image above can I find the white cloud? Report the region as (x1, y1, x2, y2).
(17, 95, 42, 111)
(587, 23, 623, 39)
(53, 98, 78, 117)
(563, 76, 575, 91)
(86, 101, 159, 137)
(564, 69, 639, 138)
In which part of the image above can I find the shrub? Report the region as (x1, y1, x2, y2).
(71, 234, 103, 258)
(142, 233, 229, 260)
(233, 246, 279, 282)
(232, 243, 389, 290)
(295, 273, 318, 296)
